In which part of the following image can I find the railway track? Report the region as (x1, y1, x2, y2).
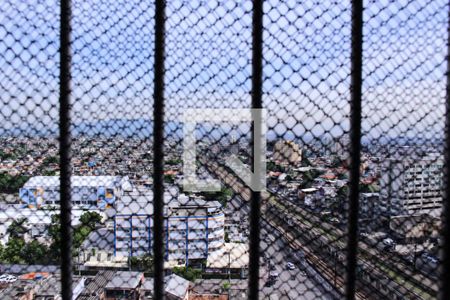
(265, 211, 368, 300)
(203, 159, 437, 299)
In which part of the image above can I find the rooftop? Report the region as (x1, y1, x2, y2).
(104, 271, 143, 290)
(141, 274, 191, 299)
(23, 176, 124, 188)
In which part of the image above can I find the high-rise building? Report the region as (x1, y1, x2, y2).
(113, 191, 225, 265)
(380, 153, 443, 217)
(19, 176, 132, 209)
(273, 140, 302, 166)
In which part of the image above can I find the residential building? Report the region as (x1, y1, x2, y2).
(380, 153, 443, 217)
(273, 140, 302, 166)
(19, 176, 132, 209)
(113, 189, 225, 266)
(104, 271, 144, 300)
(140, 274, 191, 300)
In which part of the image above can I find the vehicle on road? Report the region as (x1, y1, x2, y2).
(265, 278, 276, 287)
(0, 274, 17, 283)
(269, 270, 279, 279)
(286, 262, 295, 270)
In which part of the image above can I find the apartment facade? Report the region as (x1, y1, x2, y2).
(380, 153, 443, 217)
(114, 193, 225, 265)
(19, 175, 132, 209)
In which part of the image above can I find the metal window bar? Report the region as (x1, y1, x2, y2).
(59, 0, 73, 299)
(441, 7, 450, 300)
(345, 0, 364, 299)
(152, 0, 166, 299)
(248, 0, 264, 299)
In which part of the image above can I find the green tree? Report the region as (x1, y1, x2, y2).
(42, 169, 58, 176)
(224, 231, 230, 243)
(202, 188, 232, 208)
(166, 158, 182, 166)
(267, 161, 283, 172)
(79, 211, 102, 229)
(164, 174, 175, 183)
(3, 237, 26, 264)
(73, 212, 103, 253)
(172, 266, 202, 282)
(0, 150, 17, 160)
(0, 242, 4, 261)
(47, 214, 61, 261)
(0, 173, 30, 194)
(130, 255, 154, 272)
(48, 211, 103, 260)
(300, 169, 322, 189)
(42, 156, 59, 166)
(301, 156, 312, 167)
(7, 218, 28, 239)
(22, 240, 49, 264)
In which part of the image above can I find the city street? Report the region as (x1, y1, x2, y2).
(259, 218, 333, 299)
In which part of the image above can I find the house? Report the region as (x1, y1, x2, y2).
(140, 274, 191, 300)
(104, 271, 144, 300)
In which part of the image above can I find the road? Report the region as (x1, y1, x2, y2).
(259, 217, 334, 299)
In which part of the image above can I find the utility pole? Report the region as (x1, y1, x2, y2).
(228, 250, 232, 282)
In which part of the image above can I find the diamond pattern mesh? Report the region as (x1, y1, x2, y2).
(0, 0, 448, 299)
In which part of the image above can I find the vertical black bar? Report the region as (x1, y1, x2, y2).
(59, 0, 73, 299)
(345, 0, 363, 299)
(440, 5, 450, 300)
(248, 0, 263, 299)
(153, 0, 166, 299)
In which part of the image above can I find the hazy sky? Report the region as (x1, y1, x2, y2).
(0, 0, 447, 142)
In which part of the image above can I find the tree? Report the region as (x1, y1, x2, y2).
(42, 156, 59, 166)
(79, 211, 103, 230)
(42, 169, 58, 176)
(301, 156, 312, 167)
(130, 255, 154, 272)
(0, 150, 17, 160)
(0, 242, 4, 261)
(0, 173, 30, 194)
(3, 237, 26, 264)
(48, 211, 103, 261)
(73, 212, 103, 253)
(164, 174, 175, 183)
(224, 231, 230, 243)
(7, 218, 28, 239)
(202, 188, 232, 208)
(22, 240, 49, 264)
(166, 158, 182, 166)
(300, 169, 322, 189)
(47, 214, 61, 261)
(173, 266, 202, 282)
(267, 161, 283, 172)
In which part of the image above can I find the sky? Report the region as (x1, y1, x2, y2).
(0, 0, 447, 143)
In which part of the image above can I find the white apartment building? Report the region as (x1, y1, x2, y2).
(380, 153, 443, 217)
(19, 176, 132, 209)
(113, 189, 225, 265)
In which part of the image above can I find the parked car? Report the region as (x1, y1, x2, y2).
(0, 274, 17, 283)
(286, 262, 295, 270)
(5, 275, 17, 283)
(269, 270, 279, 279)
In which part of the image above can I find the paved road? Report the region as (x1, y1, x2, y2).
(259, 218, 333, 299)
(225, 194, 331, 299)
